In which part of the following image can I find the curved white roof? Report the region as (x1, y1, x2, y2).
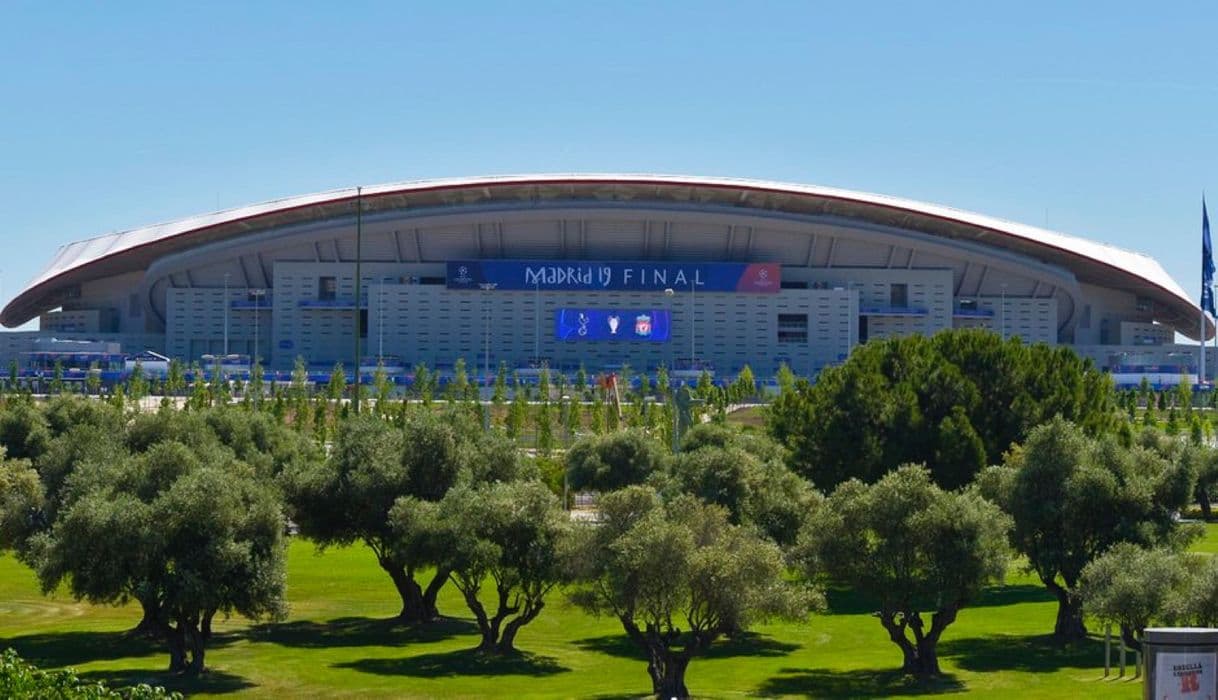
(1, 173, 1200, 336)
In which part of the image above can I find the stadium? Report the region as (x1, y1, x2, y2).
(0, 174, 1209, 385)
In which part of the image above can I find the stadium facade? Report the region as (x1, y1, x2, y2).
(0, 174, 1210, 384)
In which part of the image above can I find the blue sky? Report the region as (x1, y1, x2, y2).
(1, 2, 1215, 327)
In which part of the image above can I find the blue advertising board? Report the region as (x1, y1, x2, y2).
(448, 260, 779, 293)
(555, 309, 671, 342)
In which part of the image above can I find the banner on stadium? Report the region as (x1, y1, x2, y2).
(555, 309, 671, 342)
(447, 260, 779, 293)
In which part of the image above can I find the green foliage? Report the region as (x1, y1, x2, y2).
(730, 365, 757, 403)
(450, 358, 469, 401)
(326, 363, 347, 401)
(0, 648, 180, 698)
(769, 329, 1115, 490)
(534, 400, 554, 456)
(1079, 543, 1191, 650)
(798, 464, 1011, 676)
(282, 410, 526, 622)
(654, 424, 813, 547)
(433, 480, 571, 653)
(492, 362, 508, 405)
(505, 388, 527, 440)
(0, 454, 43, 557)
(980, 419, 1199, 640)
(567, 487, 814, 697)
(0, 399, 51, 461)
(127, 361, 148, 403)
(31, 431, 288, 674)
(566, 429, 667, 492)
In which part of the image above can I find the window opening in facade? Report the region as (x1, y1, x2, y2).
(777, 313, 808, 344)
(890, 283, 908, 308)
(318, 276, 337, 301)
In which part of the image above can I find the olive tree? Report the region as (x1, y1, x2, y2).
(283, 411, 526, 623)
(420, 479, 570, 654)
(568, 487, 813, 698)
(980, 419, 1198, 641)
(798, 464, 1010, 676)
(651, 428, 816, 547)
(566, 429, 667, 493)
(30, 442, 287, 674)
(1079, 543, 1192, 652)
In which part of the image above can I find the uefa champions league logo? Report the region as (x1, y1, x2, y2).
(453, 265, 473, 284)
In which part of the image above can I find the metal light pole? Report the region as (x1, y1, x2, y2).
(534, 280, 541, 365)
(353, 187, 363, 413)
(664, 288, 676, 369)
(480, 282, 498, 385)
(223, 273, 230, 355)
(377, 278, 384, 361)
(252, 289, 262, 365)
(1000, 283, 1008, 340)
(689, 278, 696, 365)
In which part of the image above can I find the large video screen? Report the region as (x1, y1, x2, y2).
(555, 308, 671, 342)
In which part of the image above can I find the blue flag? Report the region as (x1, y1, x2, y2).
(1205, 198, 1215, 316)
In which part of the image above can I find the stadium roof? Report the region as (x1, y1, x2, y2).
(1, 174, 1204, 338)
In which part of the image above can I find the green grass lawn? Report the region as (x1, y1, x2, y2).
(4, 526, 1187, 699)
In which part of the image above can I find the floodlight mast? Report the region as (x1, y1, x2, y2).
(353, 186, 362, 414)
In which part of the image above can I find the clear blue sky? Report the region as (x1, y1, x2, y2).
(1, 2, 1215, 328)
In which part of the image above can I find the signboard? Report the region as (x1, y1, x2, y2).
(555, 308, 671, 342)
(448, 260, 779, 293)
(1156, 651, 1217, 699)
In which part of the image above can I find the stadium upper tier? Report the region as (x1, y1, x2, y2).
(1, 174, 1201, 339)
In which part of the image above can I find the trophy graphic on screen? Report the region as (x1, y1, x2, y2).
(607, 314, 621, 335)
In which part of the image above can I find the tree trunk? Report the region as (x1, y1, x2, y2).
(201, 608, 215, 641)
(184, 621, 206, 675)
(1044, 577, 1087, 641)
(164, 624, 187, 673)
(1200, 489, 1213, 521)
(879, 607, 957, 678)
(1121, 624, 1143, 654)
(646, 647, 691, 699)
(382, 559, 431, 623)
(496, 600, 544, 654)
(131, 595, 161, 637)
(420, 568, 448, 621)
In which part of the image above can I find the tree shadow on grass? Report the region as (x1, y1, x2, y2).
(757, 667, 965, 698)
(573, 631, 798, 661)
(251, 615, 477, 649)
(334, 649, 569, 678)
(938, 633, 1107, 674)
(824, 584, 1050, 616)
(0, 629, 236, 668)
(77, 667, 254, 695)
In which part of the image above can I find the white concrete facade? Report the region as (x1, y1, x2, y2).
(0, 176, 1204, 381)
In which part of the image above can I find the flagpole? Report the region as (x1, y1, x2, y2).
(1203, 194, 1214, 388)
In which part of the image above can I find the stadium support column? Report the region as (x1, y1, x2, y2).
(353, 186, 362, 414)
